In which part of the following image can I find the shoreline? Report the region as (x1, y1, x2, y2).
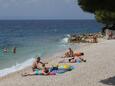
(0, 38, 105, 79)
(0, 40, 95, 78)
(0, 41, 95, 78)
(0, 30, 103, 77)
(1, 39, 115, 86)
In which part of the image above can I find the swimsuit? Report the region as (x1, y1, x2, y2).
(35, 69, 43, 75)
(74, 52, 81, 57)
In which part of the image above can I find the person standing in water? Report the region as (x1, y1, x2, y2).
(3, 48, 8, 53)
(13, 47, 16, 54)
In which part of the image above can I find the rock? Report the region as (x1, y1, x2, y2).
(68, 32, 103, 43)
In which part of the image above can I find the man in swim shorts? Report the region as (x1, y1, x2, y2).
(35, 64, 49, 75)
(32, 57, 48, 71)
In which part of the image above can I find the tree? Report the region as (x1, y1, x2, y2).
(78, 0, 115, 24)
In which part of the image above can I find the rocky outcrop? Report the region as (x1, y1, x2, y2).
(68, 32, 103, 43)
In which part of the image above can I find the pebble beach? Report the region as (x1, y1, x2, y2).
(0, 39, 115, 86)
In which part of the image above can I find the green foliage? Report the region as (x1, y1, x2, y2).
(95, 10, 115, 24)
(77, 0, 115, 24)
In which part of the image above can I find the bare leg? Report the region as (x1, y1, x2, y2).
(79, 57, 86, 62)
(22, 71, 36, 76)
(59, 60, 64, 63)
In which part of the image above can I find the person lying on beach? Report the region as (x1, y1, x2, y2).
(61, 48, 86, 62)
(22, 64, 49, 76)
(59, 58, 79, 63)
(32, 57, 48, 71)
(74, 52, 86, 62)
(62, 48, 74, 58)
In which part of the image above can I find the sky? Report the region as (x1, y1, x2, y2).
(0, 0, 94, 20)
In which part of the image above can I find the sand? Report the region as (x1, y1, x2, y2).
(0, 39, 115, 86)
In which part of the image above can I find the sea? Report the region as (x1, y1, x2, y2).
(0, 20, 102, 77)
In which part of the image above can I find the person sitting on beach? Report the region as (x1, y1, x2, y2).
(74, 52, 86, 62)
(62, 48, 74, 58)
(32, 57, 48, 71)
(22, 64, 50, 76)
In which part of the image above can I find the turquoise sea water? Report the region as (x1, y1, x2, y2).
(0, 20, 102, 76)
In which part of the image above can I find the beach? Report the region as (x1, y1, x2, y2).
(0, 20, 102, 76)
(0, 39, 115, 86)
(0, 0, 114, 85)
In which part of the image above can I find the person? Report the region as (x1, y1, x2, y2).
(106, 29, 113, 40)
(22, 64, 50, 76)
(62, 48, 74, 58)
(61, 48, 86, 62)
(108, 31, 113, 39)
(59, 58, 79, 63)
(3, 48, 8, 53)
(32, 57, 48, 71)
(74, 52, 86, 62)
(92, 35, 98, 43)
(13, 47, 16, 54)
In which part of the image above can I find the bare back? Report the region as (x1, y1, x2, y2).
(32, 60, 43, 69)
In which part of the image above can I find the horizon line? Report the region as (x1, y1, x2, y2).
(0, 19, 95, 21)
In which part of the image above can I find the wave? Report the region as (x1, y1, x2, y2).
(0, 58, 34, 77)
(60, 34, 70, 44)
